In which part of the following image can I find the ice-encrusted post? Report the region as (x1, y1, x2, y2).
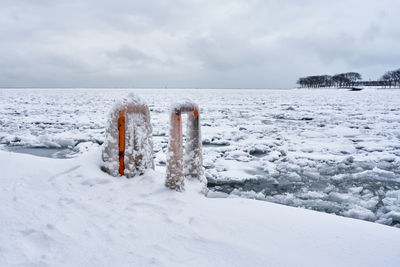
(166, 101, 204, 191)
(101, 94, 154, 177)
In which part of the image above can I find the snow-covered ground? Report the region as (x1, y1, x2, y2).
(0, 88, 400, 227)
(1, 148, 400, 266)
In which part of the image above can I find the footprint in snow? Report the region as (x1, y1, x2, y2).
(80, 178, 112, 186)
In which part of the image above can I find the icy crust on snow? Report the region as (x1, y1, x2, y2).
(1, 148, 400, 267)
(0, 88, 400, 226)
(101, 93, 154, 177)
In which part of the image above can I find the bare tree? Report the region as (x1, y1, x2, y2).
(297, 75, 333, 88)
(332, 74, 349, 88)
(392, 69, 400, 88)
(344, 72, 362, 86)
(380, 72, 393, 88)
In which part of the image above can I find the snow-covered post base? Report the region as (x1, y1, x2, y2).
(101, 94, 154, 177)
(166, 102, 204, 191)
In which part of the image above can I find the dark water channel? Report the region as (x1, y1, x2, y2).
(4, 146, 77, 158)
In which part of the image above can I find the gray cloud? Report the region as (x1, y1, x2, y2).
(0, 0, 399, 88)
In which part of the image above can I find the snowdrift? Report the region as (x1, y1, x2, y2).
(1, 147, 399, 267)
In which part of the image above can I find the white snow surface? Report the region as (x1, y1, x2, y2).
(1, 88, 400, 227)
(1, 147, 400, 267)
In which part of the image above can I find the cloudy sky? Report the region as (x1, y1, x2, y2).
(1, 0, 399, 88)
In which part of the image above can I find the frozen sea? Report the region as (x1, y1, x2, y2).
(1, 88, 399, 227)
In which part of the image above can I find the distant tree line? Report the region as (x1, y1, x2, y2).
(297, 68, 400, 88)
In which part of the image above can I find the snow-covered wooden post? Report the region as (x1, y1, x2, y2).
(166, 101, 204, 191)
(101, 94, 154, 177)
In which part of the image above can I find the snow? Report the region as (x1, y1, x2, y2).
(1, 147, 400, 267)
(0, 88, 400, 227)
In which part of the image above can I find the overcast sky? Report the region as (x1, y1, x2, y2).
(1, 0, 399, 88)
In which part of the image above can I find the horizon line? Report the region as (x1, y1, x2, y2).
(0, 86, 294, 90)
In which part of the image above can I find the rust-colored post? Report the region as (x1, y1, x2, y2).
(184, 106, 202, 180)
(166, 102, 203, 191)
(101, 94, 154, 177)
(166, 108, 184, 190)
(118, 109, 126, 176)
